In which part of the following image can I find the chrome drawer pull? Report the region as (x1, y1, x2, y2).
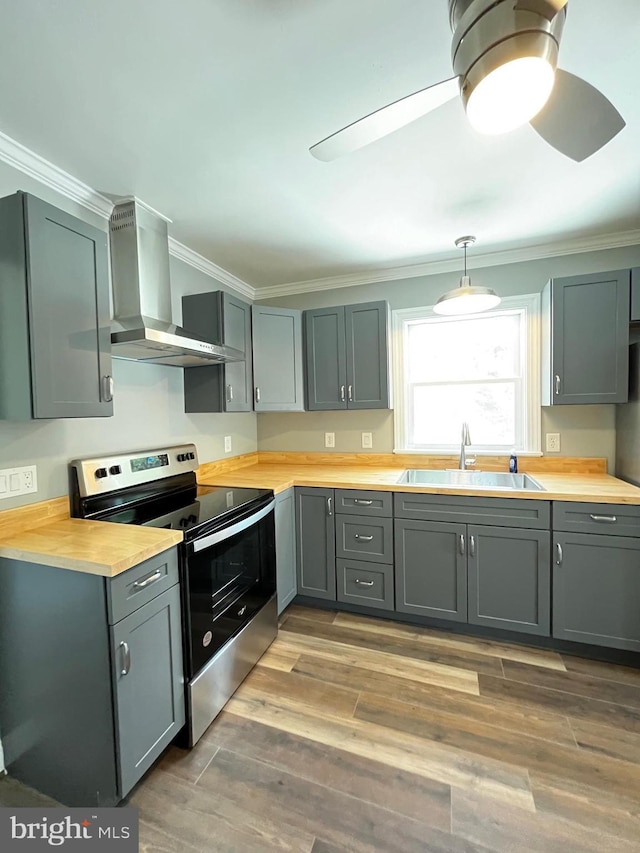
(119, 641, 131, 676)
(354, 534, 374, 541)
(131, 569, 163, 590)
(556, 542, 563, 566)
(354, 499, 373, 505)
(355, 579, 374, 587)
(589, 514, 617, 523)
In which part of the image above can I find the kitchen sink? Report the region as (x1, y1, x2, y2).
(397, 469, 545, 491)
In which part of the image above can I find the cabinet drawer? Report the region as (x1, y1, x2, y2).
(107, 548, 179, 624)
(553, 502, 640, 538)
(336, 559, 394, 611)
(335, 489, 392, 517)
(394, 492, 550, 529)
(336, 515, 393, 564)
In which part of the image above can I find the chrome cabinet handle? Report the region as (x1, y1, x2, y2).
(119, 641, 131, 676)
(255, 386, 261, 403)
(348, 384, 353, 402)
(469, 535, 475, 557)
(459, 534, 465, 556)
(589, 514, 617, 523)
(354, 499, 373, 505)
(354, 533, 374, 541)
(102, 375, 114, 403)
(327, 497, 332, 517)
(340, 385, 346, 402)
(227, 384, 233, 402)
(554, 374, 561, 395)
(556, 542, 563, 565)
(131, 569, 163, 590)
(355, 579, 374, 587)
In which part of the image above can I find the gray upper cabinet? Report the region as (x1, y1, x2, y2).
(275, 487, 297, 614)
(253, 305, 304, 411)
(305, 301, 390, 411)
(630, 268, 640, 322)
(394, 518, 468, 622)
(111, 582, 185, 797)
(553, 531, 640, 652)
(295, 487, 336, 600)
(183, 291, 253, 412)
(467, 526, 550, 637)
(0, 191, 113, 420)
(541, 270, 630, 405)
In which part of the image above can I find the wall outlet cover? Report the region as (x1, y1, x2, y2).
(324, 432, 335, 448)
(224, 435, 232, 453)
(546, 433, 561, 452)
(0, 465, 38, 500)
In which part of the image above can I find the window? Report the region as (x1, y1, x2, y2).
(393, 294, 540, 454)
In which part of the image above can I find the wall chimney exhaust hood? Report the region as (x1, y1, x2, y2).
(109, 199, 244, 367)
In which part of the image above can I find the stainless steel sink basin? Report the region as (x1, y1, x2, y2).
(397, 469, 544, 491)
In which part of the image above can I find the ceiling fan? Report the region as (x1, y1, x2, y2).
(310, 0, 625, 163)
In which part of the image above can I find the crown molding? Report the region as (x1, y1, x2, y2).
(0, 129, 256, 299)
(167, 238, 256, 300)
(256, 228, 640, 299)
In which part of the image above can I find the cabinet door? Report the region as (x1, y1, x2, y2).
(304, 306, 347, 410)
(183, 291, 252, 412)
(275, 488, 297, 614)
(24, 193, 113, 418)
(468, 526, 550, 636)
(394, 519, 467, 621)
(345, 301, 389, 409)
(553, 533, 640, 652)
(295, 487, 336, 601)
(253, 305, 304, 411)
(551, 271, 629, 404)
(111, 584, 185, 797)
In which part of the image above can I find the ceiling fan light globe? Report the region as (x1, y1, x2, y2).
(433, 286, 501, 316)
(466, 56, 556, 135)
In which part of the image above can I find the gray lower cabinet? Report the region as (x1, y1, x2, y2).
(304, 301, 390, 411)
(394, 519, 467, 621)
(275, 487, 297, 613)
(541, 270, 630, 405)
(253, 305, 304, 411)
(553, 532, 640, 652)
(295, 487, 336, 600)
(183, 291, 253, 413)
(0, 191, 113, 420)
(0, 547, 184, 806)
(111, 583, 185, 797)
(467, 525, 551, 636)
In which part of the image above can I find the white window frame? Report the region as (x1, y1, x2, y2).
(392, 293, 541, 455)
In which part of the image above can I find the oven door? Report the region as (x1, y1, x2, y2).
(183, 499, 276, 676)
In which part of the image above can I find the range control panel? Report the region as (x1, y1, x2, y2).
(70, 444, 199, 497)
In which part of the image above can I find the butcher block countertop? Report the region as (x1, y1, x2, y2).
(1, 451, 639, 577)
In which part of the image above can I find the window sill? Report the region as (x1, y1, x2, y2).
(393, 448, 544, 457)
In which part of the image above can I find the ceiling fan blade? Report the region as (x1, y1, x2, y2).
(310, 76, 460, 162)
(530, 69, 625, 161)
(514, 0, 568, 19)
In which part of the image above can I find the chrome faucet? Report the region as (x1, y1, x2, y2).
(459, 422, 475, 470)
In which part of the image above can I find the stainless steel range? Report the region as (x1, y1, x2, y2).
(70, 443, 277, 746)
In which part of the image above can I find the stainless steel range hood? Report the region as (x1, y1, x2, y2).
(109, 199, 244, 367)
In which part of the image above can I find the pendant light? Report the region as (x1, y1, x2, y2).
(433, 236, 501, 316)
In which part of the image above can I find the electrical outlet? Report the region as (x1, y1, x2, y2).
(224, 435, 232, 453)
(324, 432, 335, 448)
(546, 433, 561, 452)
(361, 432, 373, 449)
(0, 465, 37, 500)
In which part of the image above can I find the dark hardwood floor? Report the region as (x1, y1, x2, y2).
(3, 604, 640, 851)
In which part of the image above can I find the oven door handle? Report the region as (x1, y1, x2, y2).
(191, 499, 275, 552)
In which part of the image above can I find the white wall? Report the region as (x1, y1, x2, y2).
(0, 161, 257, 509)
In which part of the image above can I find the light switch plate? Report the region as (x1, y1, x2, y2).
(324, 432, 335, 448)
(0, 465, 38, 500)
(224, 436, 232, 453)
(361, 432, 373, 449)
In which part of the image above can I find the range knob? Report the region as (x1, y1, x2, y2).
(94, 467, 108, 479)
(179, 517, 189, 528)
(189, 514, 197, 524)
(188, 452, 196, 460)
(109, 465, 122, 475)
(177, 453, 186, 462)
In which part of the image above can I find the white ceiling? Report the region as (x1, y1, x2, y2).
(0, 0, 638, 290)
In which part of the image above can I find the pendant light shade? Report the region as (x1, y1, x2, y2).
(433, 236, 501, 316)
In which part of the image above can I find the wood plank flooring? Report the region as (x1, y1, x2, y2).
(3, 603, 640, 851)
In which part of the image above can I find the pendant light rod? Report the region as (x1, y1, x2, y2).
(454, 235, 476, 278)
